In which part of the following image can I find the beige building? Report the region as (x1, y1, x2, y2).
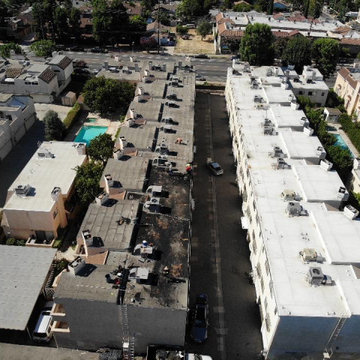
(334, 67, 360, 121)
(1, 141, 86, 243)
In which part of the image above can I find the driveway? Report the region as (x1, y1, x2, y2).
(0, 120, 44, 207)
(186, 91, 262, 359)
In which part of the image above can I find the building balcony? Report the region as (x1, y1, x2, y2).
(51, 320, 70, 333)
(50, 303, 66, 317)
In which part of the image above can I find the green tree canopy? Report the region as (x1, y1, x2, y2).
(87, 133, 114, 163)
(0, 42, 22, 58)
(240, 23, 274, 66)
(30, 39, 56, 57)
(312, 38, 340, 79)
(282, 36, 312, 73)
(74, 162, 104, 204)
(176, 0, 214, 20)
(83, 77, 135, 116)
(233, 3, 252, 11)
(176, 24, 188, 35)
(44, 110, 65, 141)
(197, 21, 212, 40)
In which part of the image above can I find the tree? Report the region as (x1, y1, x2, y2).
(0, 42, 22, 58)
(69, 7, 81, 39)
(176, 24, 188, 36)
(30, 39, 56, 57)
(83, 77, 135, 116)
(87, 133, 114, 163)
(6, 237, 16, 245)
(44, 110, 65, 140)
(273, 38, 288, 59)
(197, 21, 212, 40)
(240, 23, 274, 66)
(312, 38, 340, 79)
(129, 15, 147, 42)
(74, 162, 104, 204)
(54, 6, 68, 42)
(308, 0, 324, 18)
(282, 36, 312, 73)
(233, 3, 252, 11)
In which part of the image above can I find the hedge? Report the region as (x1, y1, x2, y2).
(339, 113, 360, 154)
(63, 102, 82, 129)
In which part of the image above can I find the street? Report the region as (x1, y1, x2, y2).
(187, 91, 262, 359)
(62, 50, 230, 83)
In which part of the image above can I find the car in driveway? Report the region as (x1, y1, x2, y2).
(206, 158, 223, 176)
(190, 294, 209, 343)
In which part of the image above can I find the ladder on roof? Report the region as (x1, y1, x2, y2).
(121, 305, 134, 360)
(323, 317, 347, 359)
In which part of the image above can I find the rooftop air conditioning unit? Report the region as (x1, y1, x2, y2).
(300, 248, 324, 263)
(281, 189, 297, 201)
(286, 201, 307, 216)
(307, 267, 324, 286)
(14, 184, 31, 196)
(337, 186, 348, 201)
(68, 257, 86, 276)
(146, 185, 163, 197)
(344, 204, 359, 220)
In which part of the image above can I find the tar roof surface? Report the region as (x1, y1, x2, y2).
(77, 199, 140, 251)
(0, 246, 56, 330)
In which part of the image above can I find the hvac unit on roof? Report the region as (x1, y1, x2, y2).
(307, 267, 333, 286)
(344, 204, 359, 220)
(337, 186, 349, 201)
(299, 248, 324, 263)
(14, 184, 31, 196)
(286, 201, 307, 216)
(281, 189, 297, 201)
(38, 149, 55, 158)
(269, 146, 285, 158)
(320, 159, 333, 171)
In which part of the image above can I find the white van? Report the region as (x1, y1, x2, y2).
(32, 307, 53, 342)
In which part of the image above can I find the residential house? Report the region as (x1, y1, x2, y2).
(1, 141, 87, 243)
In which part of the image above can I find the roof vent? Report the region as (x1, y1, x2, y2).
(276, 157, 291, 169)
(337, 186, 349, 201)
(253, 95, 264, 103)
(286, 201, 308, 216)
(51, 186, 61, 201)
(269, 146, 285, 158)
(344, 204, 359, 220)
(68, 257, 86, 276)
(14, 184, 31, 196)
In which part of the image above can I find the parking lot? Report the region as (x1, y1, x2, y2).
(186, 91, 262, 359)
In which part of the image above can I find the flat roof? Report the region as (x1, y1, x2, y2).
(100, 157, 150, 192)
(77, 199, 140, 251)
(269, 104, 307, 129)
(4, 142, 87, 211)
(227, 65, 360, 317)
(0, 246, 56, 330)
(117, 123, 157, 151)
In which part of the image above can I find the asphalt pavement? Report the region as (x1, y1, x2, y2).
(187, 91, 262, 359)
(62, 51, 230, 83)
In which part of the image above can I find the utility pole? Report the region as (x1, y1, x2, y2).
(157, 0, 160, 54)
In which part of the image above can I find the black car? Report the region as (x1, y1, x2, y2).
(167, 94, 178, 100)
(190, 294, 209, 343)
(165, 102, 180, 108)
(194, 54, 209, 59)
(161, 117, 179, 125)
(67, 45, 85, 52)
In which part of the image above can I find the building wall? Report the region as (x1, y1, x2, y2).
(53, 298, 123, 350)
(52, 298, 187, 353)
(292, 87, 328, 106)
(334, 72, 360, 121)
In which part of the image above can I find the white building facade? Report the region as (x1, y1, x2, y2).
(226, 64, 360, 360)
(0, 94, 36, 160)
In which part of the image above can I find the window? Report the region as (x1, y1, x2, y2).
(269, 281, 274, 298)
(256, 263, 262, 278)
(25, 81, 31, 85)
(265, 259, 270, 275)
(308, 91, 313, 96)
(53, 209, 58, 219)
(252, 237, 257, 254)
(298, 91, 303, 95)
(321, 92, 325, 96)
(260, 278, 265, 292)
(265, 314, 271, 332)
(274, 306, 278, 315)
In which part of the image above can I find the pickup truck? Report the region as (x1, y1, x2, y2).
(206, 158, 223, 176)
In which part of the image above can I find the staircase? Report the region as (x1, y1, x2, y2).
(323, 317, 347, 359)
(121, 305, 135, 360)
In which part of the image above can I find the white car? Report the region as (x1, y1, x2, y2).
(187, 354, 213, 360)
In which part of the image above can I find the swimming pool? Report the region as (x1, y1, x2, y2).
(74, 125, 108, 145)
(334, 134, 354, 157)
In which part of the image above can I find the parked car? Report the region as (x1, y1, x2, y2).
(194, 54, 209, 59)
(67, 45, 85, 52)
(196, 74, 206, 81)
(165, 102, 180, 108)
(206, 158, 223, 175)
(190, 294, 209, 343)
(73, 59, 87, 68)
(109, 67, 119, 73)
(32, 302, 54, 343)
(187, 354, 213, 360)
(167, 94, 178, 100)
(90, 47, 108, 53)
(161, 117, 179, 125)
(231, 54, 240, 60)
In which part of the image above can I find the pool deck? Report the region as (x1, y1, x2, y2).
(329, 124, 359, 158)
(64, 112, 120, 142)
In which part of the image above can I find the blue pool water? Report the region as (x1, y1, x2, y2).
(74, 125, 108, 145)
(334, 134, 354, 157)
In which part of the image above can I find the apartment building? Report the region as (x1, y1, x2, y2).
(51, 60, 195, 355)
(334, 67, 360, 121)
(226, 63, 360, 360)
(0, 94, 36, 160)
(214, 11, 343, 53)
(1, 141, 86, 243)
(0, 55, 73, 103)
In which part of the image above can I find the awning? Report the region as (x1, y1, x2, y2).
(241, 216, 249, 230)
